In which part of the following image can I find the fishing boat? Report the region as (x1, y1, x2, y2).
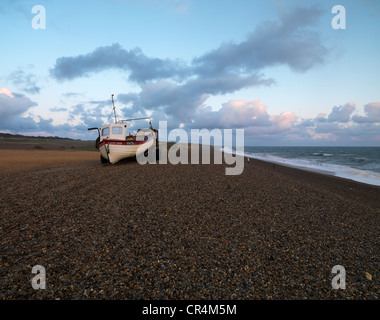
(88, 94, 158, 164)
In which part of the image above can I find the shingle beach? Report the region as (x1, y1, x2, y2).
(1, 153, 379, 300)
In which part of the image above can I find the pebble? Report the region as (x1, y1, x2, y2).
(0, 156, 379, 299)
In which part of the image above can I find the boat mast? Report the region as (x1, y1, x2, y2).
(111, 94, 117, 124)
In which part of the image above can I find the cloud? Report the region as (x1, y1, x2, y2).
(0, 88, 38, 131)
(47, 3, 333, 141)
(327, 102, 355, 122)
(50, 107, 68, 112)
(174, 99, 300, 141)
(51, 4, 328, 84)
(288, 102, 380, 145)
(47, 4, 331, 137)
(183, 73, 274, 96)
(352, 102, 380, 123)
(192, 4, 327, 76)
(314, 122, 342, 134)
(270, 111, 298, 131)
(190, 100, 378, 145)
(308, 121, 380, 145)
(62, 92, 83, 98)
(117, 93, 140, 106)
(3, 86, 379, 145)
(188, 99, 271, 129)
(50, 43, 190, 83)
(6, 69, 41, 94)
(50, 4, 327, 95)
(66, 101, 116, 129)
(1, 116, 39, 132)
(118, 73, 274, 125)
(0, 89, 87, 137)
(0, 89, 37, 119)
(0, 88, 14, 98)
(22, 4, 377, 145)
(129, 80, 207, 121)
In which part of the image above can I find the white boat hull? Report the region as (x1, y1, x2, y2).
(99, 137, 155, 164)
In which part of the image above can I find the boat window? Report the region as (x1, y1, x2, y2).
(112, 127, 123, 135)
(102, 127, 109, 136)
(136, 130, 153, 136)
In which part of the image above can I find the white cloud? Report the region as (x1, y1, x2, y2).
(0, 88, 14, 98)
(270, 111, 297, 131)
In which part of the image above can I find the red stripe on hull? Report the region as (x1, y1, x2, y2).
(97, 138, 154, 148)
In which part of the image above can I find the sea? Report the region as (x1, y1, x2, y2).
(223, 146, 380, 186)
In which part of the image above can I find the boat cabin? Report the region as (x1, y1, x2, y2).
(100, 124, 128, 141)
(96, 123, 157, 146)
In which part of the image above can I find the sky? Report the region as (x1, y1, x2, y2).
(0, 0, 379, 146)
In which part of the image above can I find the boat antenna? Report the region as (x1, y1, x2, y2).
(111, 94, 118, 124)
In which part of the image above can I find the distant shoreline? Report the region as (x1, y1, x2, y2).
(0, 132, 96, 151)
(1, 142, 380, 187)
(1, 132, 379, 187)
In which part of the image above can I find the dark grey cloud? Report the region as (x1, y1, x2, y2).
(182, 73, 274, 96)
(314, 122, 342, 134)
(50, 43, 191, 83)
(0, 91, 37, 119)
(0, 91, 39, 132)
(37, 117, 73, 133)
(2, 116, 39, 132)
(193, 4, 327, 77)
(117, 93, 140, 105)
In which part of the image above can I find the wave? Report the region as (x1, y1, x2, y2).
(222, 147, 380, 186)
(313, 152, 333, 157)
